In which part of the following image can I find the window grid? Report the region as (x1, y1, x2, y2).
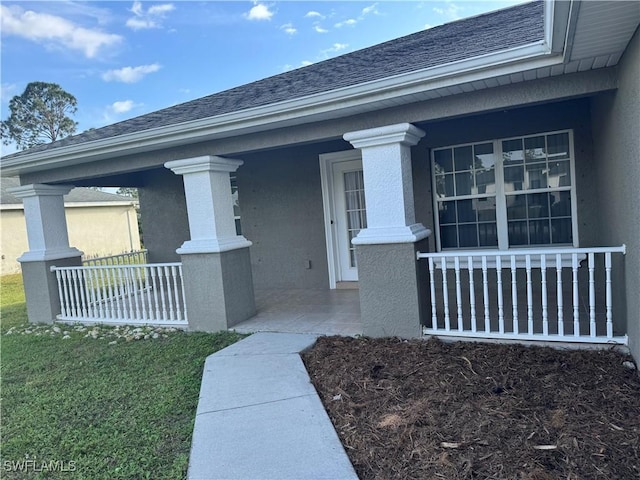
(432, 130, 577, 251)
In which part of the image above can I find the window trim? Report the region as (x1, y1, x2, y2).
(431, 129, 579, 252)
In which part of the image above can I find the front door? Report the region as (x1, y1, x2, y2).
(320, 151, 367, 287)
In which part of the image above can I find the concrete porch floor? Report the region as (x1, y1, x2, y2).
(230, 289, 362, 336)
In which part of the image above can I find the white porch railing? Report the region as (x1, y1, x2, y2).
(82, 250, 148, 267)
(51, 263, 188, 327)
(417, 246, 627, 345)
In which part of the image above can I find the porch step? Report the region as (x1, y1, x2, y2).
(188, 332, 358, 480)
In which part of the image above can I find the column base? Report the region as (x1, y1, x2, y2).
(20, 255, 83, 324)
(356, 239, 429, 338)
(180, 247, 255, 332)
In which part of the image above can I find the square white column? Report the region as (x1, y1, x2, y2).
(165, 155, 252, 254)
(9, 184, 83, 262)
(344, 123, 431, 244)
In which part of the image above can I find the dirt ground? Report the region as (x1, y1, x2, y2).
(302, 337, 640, 480)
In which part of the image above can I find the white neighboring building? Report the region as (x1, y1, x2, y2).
(1, 177, 140, 274)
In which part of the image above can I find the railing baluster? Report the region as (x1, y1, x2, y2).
(556, 253, 564, 337)
(428, 258, 437, 331)
(526, 255, 533, 335)
(150, 266, 161, 321)
(467, 257, 476, 333)
(482, 256, 489, 332)
(71, 269, 82, 318)
(158, 267, 168, 321)
(572, 253, 580, 337)
(129, 267, 142, 322)
(441, 257, 450, 332)
(454, 257, 463, 332)
(510, 255, 518, 334)
(588, 252, 596, 337)
(115, 267, 125, 320)
(171, 265, 181, 321)
(165, 266, 175, 321)
(541, 254, 548, 337)
(54, 270, 66, 318)
(496, 256, 504, 334)
(605, 252, 613, 339)
(179, 264, 188, 321)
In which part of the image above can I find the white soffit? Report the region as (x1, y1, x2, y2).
(569, 1, 640, 61)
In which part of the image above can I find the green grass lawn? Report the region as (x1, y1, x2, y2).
(1, 274, 244, 479)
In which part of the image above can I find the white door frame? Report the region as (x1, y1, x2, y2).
(319, 149, 363, 289)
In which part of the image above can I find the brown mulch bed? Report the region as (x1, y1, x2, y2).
(302, 337, 640, 480)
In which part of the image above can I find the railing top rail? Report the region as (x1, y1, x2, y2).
(82, 249, 148, 264)
(51, 262, 181, 272)
(417, 245, 626, 259)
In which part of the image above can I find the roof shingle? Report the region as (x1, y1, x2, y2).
(4, 1, 543, 158)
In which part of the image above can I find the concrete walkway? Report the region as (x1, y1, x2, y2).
(188, 332, 359, 480)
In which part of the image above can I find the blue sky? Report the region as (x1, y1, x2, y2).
(1, 1, 526, 154)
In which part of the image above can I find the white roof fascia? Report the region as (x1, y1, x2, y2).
(1, 41, 559, 176)
(0, 204, 23, 211)
(1, 201, 136, 209)
(64, 201, 138, 208)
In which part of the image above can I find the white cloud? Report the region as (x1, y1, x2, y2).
(301, 60, 313, 67)
(333, 3, 380, 29)
(433, 2, 463, 21)
(0, 5, 122, 58)
(126, 1, 175, 30)
(245, 3, 274, 21)
(101, 99, 142, 124)
(102, 64, 161, 83)
(305, 11, 324, 19)
(314, 25, 328, 33)
(334, 18, 357, 28)
(320, 43, 349, 59)
(111, 100, 135, 114)
(281, 23, 297, 35)
(362, 3, 380, 16)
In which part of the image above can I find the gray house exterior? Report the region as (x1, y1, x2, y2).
(2, 2, 639, 359)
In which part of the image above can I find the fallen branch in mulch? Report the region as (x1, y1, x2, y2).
(302, 337, 640, 480)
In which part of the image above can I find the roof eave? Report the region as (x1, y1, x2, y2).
(1, 40, 559, 176)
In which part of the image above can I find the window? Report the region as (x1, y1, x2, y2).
(230, 174, 241, 235)
(432, 130, 577, 250)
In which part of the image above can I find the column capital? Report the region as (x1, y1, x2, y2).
(343, 123, 425, 149)
(165, 155, 243, 175)
(10, 183, 83, 262)
(8, 183, 74, 198)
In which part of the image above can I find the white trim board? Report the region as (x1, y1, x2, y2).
(319, 150, 362, 289)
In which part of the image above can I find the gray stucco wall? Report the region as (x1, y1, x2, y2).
(590, 28, 640, 361)
(238, 141, 347, 289)
(138, 168, 189, 263)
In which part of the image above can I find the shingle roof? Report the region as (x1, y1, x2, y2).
(4, 1, 543, 159)
(0, 177, 135, 205)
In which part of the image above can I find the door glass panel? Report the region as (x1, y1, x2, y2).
(344, 170, 367, 268)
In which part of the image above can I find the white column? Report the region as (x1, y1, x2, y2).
(9, 184, 83, 262)
(165, 155, 251, 254)
(344, 123, 431, 244)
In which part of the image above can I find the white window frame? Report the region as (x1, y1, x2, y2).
(431, 129, 579, 252)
